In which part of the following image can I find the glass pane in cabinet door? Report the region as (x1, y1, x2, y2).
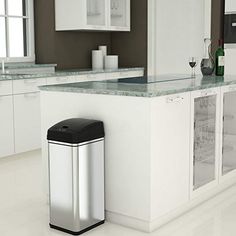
(0, 0, 5, 15)
(0, 17, 6, 57)
(111, 0, 127, 27)
(222, 91, 236, 175)
(193, 95, 216, 190)
(8, 18, 27, 57)
(87, 0, 105, 26)
(8, 0, 26, 16)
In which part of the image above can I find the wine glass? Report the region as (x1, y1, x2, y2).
(189, 57, 198, 77)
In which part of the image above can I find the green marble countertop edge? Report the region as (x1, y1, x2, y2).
(0, 67, 144, 81)
(39, 75, 236, 98)
(0, 63, 57, 69)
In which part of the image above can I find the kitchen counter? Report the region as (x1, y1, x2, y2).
(39, 74, 236, 97)
(0, 67, 144, 81)
(40, 73, 236, 233)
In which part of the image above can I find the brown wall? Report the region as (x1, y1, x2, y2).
(34, 0, 112, 69)
(35, 0, 221, 72)
(34, 0, 147, 71)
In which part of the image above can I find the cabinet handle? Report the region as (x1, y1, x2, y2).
(56, 77, 67, 82)
(166, 96, 184, 103)
(87, 74, 97, 79)
(229, 86, 236, 92)
(120, 72, 130, 77)
(24, 93, 38, 98)
(201, 89, 215, 97)
(24, 79, 37, 84)
(232, 22, 236, 27)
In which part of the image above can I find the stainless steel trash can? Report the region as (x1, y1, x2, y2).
(47, 118, 105, 235)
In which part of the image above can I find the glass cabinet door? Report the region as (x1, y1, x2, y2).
(193, 95, 217, 190)
(222, 91, 236, 175)
(110, 0, 128, 28)
(87, 0, 106, 26)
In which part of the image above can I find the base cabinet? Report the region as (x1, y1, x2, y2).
(0, 96, 14, 158)
(13, 93, 41, 153)
(190, 88, 221, 197)
(150, 93, 190, 219)
(220, 85, 236, 181)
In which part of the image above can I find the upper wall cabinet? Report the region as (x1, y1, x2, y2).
(55, 0, 130, 31)
(225, 0, 236, 13)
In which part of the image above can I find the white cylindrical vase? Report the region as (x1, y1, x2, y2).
(92, 50, 103, 70)
(99, 46, 107, 68)
(98, 45, 107, 57)
(105, 55, 119, 70)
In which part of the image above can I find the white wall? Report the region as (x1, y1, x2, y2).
(148, 0, 211, 76)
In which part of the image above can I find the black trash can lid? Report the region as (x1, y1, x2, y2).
(47, 118, 104, 144)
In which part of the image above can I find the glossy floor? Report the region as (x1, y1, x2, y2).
(1, 150, 236, 236)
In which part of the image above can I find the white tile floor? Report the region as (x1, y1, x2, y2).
(1, 150, 236, 236)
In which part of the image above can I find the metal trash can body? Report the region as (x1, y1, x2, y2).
(47, 119, 105, 235)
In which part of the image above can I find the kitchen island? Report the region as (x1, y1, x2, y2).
(40, 75, 236, 232)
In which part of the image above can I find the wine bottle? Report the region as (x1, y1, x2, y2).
(215, 39, 225, 76)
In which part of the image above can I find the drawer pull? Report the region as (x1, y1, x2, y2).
(232, 22, 236, 27)
(229, 86, 236, 92)
(120, 72, 130, 77)
(166, 96, 184, 103)
(24, 93, 38, 98)
(24, 79, 37, 84)
(201, 90, 215, 97)
(56, 77, 67, 82)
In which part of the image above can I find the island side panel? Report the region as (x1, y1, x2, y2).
(40, 91, 152, 225)
(150, 92, 191, 223)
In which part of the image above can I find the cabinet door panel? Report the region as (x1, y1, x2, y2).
(14, 93, 41, 153)
(190, 88, 220, 197)
(150, 93, 191, 218)
(222, 90, 236, 175)
(0, 80, 12, 96)
(0, 96, 14, 158)
(13, 78, 47, 94)
(193, 95, 217, 190)
(87, 0, 106, 26)
(110, 0, 130, 30)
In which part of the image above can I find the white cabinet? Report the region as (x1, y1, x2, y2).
(13, 78, 47, 94)
(13, 93, 41, 153)
(150, 93, 191, 218)
(0, 80, 12, 96)
(220, 85, 236, 181)
(190, 88, 221, 198)
(47, 76, 76, 85)
(55, 0, 130, 31)
(0, 96, 14, 158)
(225, 0, 236, 13)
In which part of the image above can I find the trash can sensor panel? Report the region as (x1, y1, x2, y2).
(47, 118, 105, 144)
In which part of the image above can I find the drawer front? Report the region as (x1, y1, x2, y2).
(73, 75, 88, 82)
(0, 95, 14, 158)
(47, 76, 76, 85)
(0, 80, 13, 96)
(14, 93, 41, 153)
(13, 78, 47, 94)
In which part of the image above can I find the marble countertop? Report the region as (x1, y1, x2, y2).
(0, 63, 57, 69)
(0, 67, 144, 81)
(39, 75, 236, 97)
